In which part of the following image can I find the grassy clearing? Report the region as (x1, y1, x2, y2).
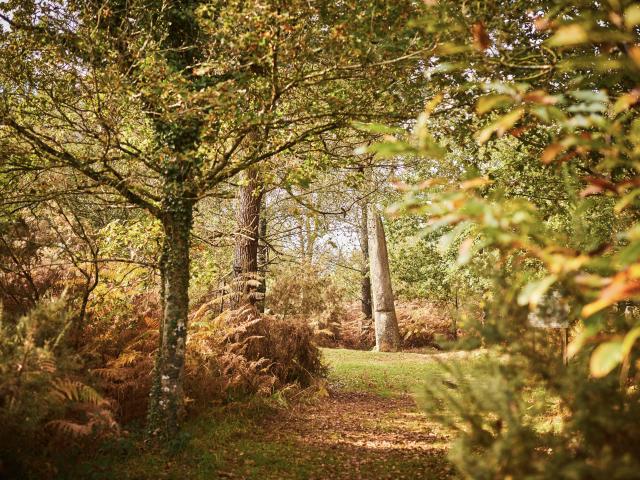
(323, 347, 485, 397)
(62, 348, 486, 479)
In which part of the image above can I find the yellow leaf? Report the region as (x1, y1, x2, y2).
(547, 24, 589, 47)
(567, 323, 600, 359)
(582, 269, 640, 317)
(612, 89, 640, 116)
(424, 93, 443, 116)
(629, 46, 640, 68)
(541, 143, 566, 164)
(624, 4, 640, 29)
(615, 188, 640, 213)
(459, 177, 492, 190)
(475, 108, 524, 144)
(476, 95, 513, 115)
(457, 238, 474, 265)
(622, 326, 640, 357)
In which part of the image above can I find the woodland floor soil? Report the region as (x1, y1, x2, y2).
(69, 348, 482, 480)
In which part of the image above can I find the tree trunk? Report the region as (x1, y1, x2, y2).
(147, 198, 192, 440)
(368, 210, 400, 352)
(232, 168, 263, 307)
(256, 200, 268, 313)
(359, 203, 372, 320)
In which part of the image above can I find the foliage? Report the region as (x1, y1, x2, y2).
(189, 305, 325, 400)
(0, 0, 429, 438)
(0, 298, 118, 479)
(364, 0, 640, 478)
(267, 262, 347, 344)
(92, 299, 325, 422)
(421, 352, 640, 480)
(421, 358, 550, 480)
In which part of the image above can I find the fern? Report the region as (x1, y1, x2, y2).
(47, 419, 94, 437)
(50, 378, 108, 406)
(47, 378, 120, 438)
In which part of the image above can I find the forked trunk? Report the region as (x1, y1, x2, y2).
(368, 210, 400, 352)
(147, 199, 192, 439)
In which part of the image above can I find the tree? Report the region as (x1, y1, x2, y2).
(231, 167, 264, 307)
(0, 0, 428, 438)
(358, 201, 373, 320)
(370, 0, 640, 476)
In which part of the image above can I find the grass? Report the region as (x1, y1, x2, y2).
(323, 347, 485, 397)
(61, 347, 486, 479)
(64, 401, 318, 480)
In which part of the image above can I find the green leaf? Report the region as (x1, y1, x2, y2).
(517, 275, 558, 308)
(616, 241, 640, 266)
(570, 90, 608, 103)
(367, 140, 415, 158)
(614, 188, 640, 212)
(437, 222, 469, 254)
(590, 341, 623, 378)
(352, 122, 403, 135)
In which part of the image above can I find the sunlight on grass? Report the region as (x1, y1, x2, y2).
(322, 348, 485, 397)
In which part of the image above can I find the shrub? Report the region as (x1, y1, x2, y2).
(421, 349, 640, 480)
(188, 305, 325, 406)
(88, 293, 161, 423)
(397, 301, 455, 349)
(324, 301, 457, 351)
(267, 263, 347, 346)
(95, 302, 326, 421)
(0, 298, 118, 479)
(267, 263, 344, 316)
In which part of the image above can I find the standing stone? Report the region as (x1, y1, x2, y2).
(367, 209, 401, 352)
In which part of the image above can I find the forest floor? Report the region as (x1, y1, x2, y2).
(68, 348, 484, 480)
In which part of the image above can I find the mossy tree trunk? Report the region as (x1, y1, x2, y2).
(147, 195, 193, 440)
(368, 210, 400, 352)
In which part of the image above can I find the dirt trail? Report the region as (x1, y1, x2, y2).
(260, 389, 454, 480)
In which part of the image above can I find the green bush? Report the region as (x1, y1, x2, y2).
(422, 350, 640, 480)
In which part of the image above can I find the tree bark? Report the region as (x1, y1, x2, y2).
(147, 197, 192, 440)
(359, 203, 372, 320)
(368, 210, 400, 352)
(232, 168, 263, 307)
(256, 201, 268, 313)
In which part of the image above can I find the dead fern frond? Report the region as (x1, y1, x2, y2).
(50, 378, 107, 406)
(47, 419, 93, 437)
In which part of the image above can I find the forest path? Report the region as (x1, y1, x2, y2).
(213, 348, 472, 479)
(254, 389, 453, 479)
